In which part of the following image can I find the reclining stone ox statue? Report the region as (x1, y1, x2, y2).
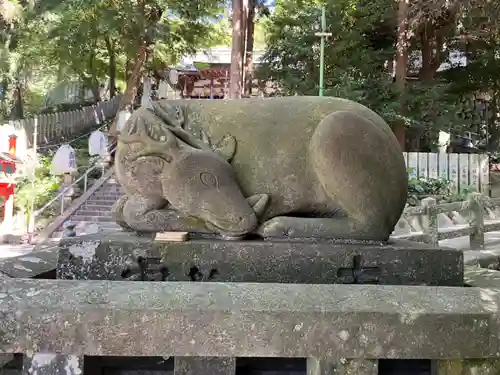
(112, 96, 408, 241)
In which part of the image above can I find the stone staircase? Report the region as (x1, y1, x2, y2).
(51, 176, 123, 239)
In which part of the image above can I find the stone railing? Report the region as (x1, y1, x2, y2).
(2, 277, 500, 374)
(395, 192, 500, 249)
(1, 95, 121, 157)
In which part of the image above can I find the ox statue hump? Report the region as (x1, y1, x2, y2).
(112, 96, 408, 241)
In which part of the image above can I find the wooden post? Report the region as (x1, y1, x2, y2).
(421, 197, 438, 245)
(468, 192, 485, 250)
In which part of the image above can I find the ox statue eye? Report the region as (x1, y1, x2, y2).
(200, 172, 218, 188)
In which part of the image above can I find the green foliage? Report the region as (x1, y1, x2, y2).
(14, 137, 101, 226)
(0, 0, 230, 121)
(406, 167, 478, 206)
(14, 154, 61, 220)
(258, 0, 500, 146)
(21, 0, 228, 76)
(13, 129, 103, 224)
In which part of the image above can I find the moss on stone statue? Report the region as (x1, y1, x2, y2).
(115, 96, 408, 240)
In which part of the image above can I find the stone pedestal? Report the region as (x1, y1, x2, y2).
(48, 232, 468, 375)
(56, 232, 464, 286)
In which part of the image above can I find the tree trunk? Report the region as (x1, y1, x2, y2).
(87, 43, 101, 102)
(108, 44, 149, 137)
(125, 58, 131, 81)
(10, 82, 23, 120)
(420, 25, 435, 83)
(487, 97, 499, 151)
(244, 0, 255, 97)
(229, 0, 243, 99)
(393, 0, 409, 150)
(387, 58, 394, 81)
(240, 0, 248, 94)
(0, 79, 9, 117)
(105, 36, 117, 98)
(90, 85, 100, 102)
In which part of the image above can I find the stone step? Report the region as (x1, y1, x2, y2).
(95, 191, 123, 196)
(75, 220, 120, 228)
(70, 215, 116, 222)
(88, 195, 121, 201)
(51, 229, 121, 239)
(60, 220, 120, 228)
(79, 204, 117, 211)
(73, 210, 114, 217)
(96, 186, 123, 191)
(51, 221, 121, 238)
(95, 188, 123, 193)
(84, 200, 119, 207)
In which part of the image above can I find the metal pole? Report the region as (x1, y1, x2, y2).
(315, 6, 331, 97)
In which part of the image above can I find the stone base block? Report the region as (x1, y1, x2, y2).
(1, 278, 491, 358)
(22, 353, 83, 375)
(437, 359, 500, 374)
(56, 232, 464, 286)
(307, 358, 377, 375)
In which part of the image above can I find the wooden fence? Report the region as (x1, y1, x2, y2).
(0, 95, 122, 159)
(405, 152, 490, 194)
(398, 193, 500, 249)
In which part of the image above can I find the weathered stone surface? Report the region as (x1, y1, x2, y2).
(0, 278, 496, 358)
(0, 353, 13, 367)
(307, 358, 377, 375)
(174, 357, 235, 375)
(113, 97, 408, 241)
(407, 215, 424, 233)
(1, 370, 20, 375)
(75, 222, 101, 236)
(0, 246, 58, 278)
(437, 359, 500, 374)
(464, 266, 500, 287)
(450, 211, 468, 225)
(56, 233, 464, 286)
(391, 217, 412, 235)
(22, 353, 83, 375)
(438, 213, 455, 228)
(464, 249, 500, 269)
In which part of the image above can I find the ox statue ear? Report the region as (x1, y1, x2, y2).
(150, 102, 182, 128)
(211, 133, 237, 163)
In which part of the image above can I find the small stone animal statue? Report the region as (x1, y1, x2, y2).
(112, 96, 408, 241)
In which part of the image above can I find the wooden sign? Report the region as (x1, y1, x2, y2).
(155, 231, 188, 242)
